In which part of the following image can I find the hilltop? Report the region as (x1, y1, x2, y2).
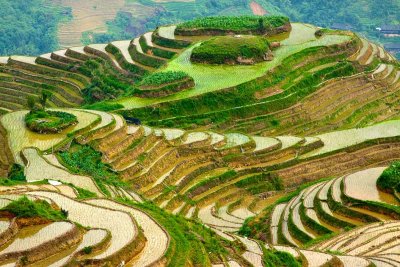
(1, 0, 398, 59)
(0, 15, 399, 266)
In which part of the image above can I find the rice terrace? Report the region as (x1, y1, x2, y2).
(0, 9, 400, 267)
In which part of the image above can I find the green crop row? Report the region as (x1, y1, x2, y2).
(176, 15, 289, 32)
(139, 71, 191, 86)
(152, 30, 191, 49)
(128, 44, 166, 69)
(139, 36, 176, 59)
(105, 44, 148, 76)
(120, 43, 356, 128)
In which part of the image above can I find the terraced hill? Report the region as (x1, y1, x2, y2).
(0, 15, 399, 267)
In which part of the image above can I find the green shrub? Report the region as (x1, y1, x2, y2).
(1, 196, 67, 221)
(377, 161, 400, 193)
(83, 246, 93, 254)
(191, 35, 270, 64)
(8, 163, 26, 182)
(262, 247, 301, 267)
(176, 15, 289, 32)
(25, 110, 78, 133)
(140, 71, 191, 87)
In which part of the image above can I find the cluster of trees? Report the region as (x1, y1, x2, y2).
(262, 0, 400, 45)
(26, 90, 52, 111)
(0, 0, 71, 56)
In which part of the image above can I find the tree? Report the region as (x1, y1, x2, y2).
(26, 96, 36, 111)
(258, 18, 265, 32)
(39, 90, 52, 110)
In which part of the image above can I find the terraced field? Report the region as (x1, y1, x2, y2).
(0, 16, 399, 266)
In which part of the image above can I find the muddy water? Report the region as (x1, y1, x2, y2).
(343, 167, 399, 206)
(1, 110, 99, 164)
(349, 207, 395, 221)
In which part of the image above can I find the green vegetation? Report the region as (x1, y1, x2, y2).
(377, 161, 400, 193)
(58, 143, 126, 194)
(262, 247, 301, 267)
(176, 15, 289, 33)
(121, 43, 356, 127)
(79, 59, 134, 103)
(140, 71, 191, 87)
(82, 246, 93, 254)
(268, 0, 399, 48)
(191, 36, 271, 65)
(83, 102, 124, 112)
(83, 12, 140, 45)
(1, 196, 67, 221)
(7, 163, 26, 182)
(234, 173, 284, 194)
(0, 0, 71, 56)
(118, 199, 243, 266)
(25, 110, 78, 134)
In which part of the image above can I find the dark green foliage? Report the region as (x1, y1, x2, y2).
(79, 59, 133, 103)
(105, 44, 149, 75)
(262, 247, 301, 267)
(268, 0, 399, 45)
(8, 164, 26, 182)
(58, 143, 126, 195)
(39, 90, 53, 110)
(26, 96, 36, 110)
(0, 0, 71, 56)
(140, 71, 191, 87)
(191, 36, 270, 64)
(377, 161, 400, 193)
(176, 15, 289, 32)
(25, 110, 77, 133)
(138, 36, 176, 59)
(128, 44, 166, 68)
(1, 196, 67, 221)
(82, 246, 93, 254)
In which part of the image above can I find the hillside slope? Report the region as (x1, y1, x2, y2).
(0, 16, 399, 266)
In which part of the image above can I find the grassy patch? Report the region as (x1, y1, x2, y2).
(140, 71, 191, 87)
(262, 246, 301, 267)
(176, 15, 289, 32)
(25, 110, 77, 134)
(58, 143, 127, 195)
(1, 196, 67, 221)
(191, 36, 270, 64)
(7, 163, 26, 182)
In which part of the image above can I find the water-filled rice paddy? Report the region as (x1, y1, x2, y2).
(303, 120, 400, 157)
(1, 110, 99, 163)
(118, 23, 351, 108)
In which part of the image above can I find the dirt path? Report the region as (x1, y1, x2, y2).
(250, 1, 267, 16)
